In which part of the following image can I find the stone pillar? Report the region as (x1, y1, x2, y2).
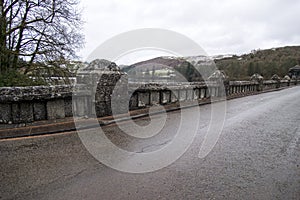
(95, 71, 128, 117)
(283, 75, 291, 87)
(271, 74, 281, 88)
(77, 59, 128, 118)
(250, 74, 264, 91)
(208, 70, 228, 97)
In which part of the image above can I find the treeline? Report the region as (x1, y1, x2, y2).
(215, 46, 300, 80)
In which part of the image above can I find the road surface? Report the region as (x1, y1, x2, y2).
(0, 86, 300, 200)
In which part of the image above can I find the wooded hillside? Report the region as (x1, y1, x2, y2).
(215, 46, 300, 80)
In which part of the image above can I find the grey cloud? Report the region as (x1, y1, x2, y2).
(79, 0, 300, 59)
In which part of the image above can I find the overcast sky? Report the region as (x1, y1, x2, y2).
(79, 0, 300, 64)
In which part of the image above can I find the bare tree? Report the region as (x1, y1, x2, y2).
(0, 0, 83, 82)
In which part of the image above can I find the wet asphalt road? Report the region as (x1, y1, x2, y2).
(0, 87, 300, 200)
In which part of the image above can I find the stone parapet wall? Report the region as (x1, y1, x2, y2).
(0, 78, 299, 125)
(0, 85, 74, 124)
(129, 79, 299, 110)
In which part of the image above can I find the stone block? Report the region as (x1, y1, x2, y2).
(33, 102, 46, 121)
(200, 89, 205, 98)
(47, 99, 65, 120)
(138, 92, 150, 107)
(179, 90, 186, 101)
(186, 90, 193, 100)
(72, 96, 90, 117)
(12, 102, 34, 123)
(162, 91, 171, 104)
(193, 89, 199, 100)
(64, 98, 73, 117)
(206, 88, 211, 97)
(0, 103, 11, 123)
(171, 90, 179, 103)
(150, 91, 160, 105)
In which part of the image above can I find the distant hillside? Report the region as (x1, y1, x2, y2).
(215, 46, 300, 80)
(122, 56, 206, 82)
(121, 46, 300, 81)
